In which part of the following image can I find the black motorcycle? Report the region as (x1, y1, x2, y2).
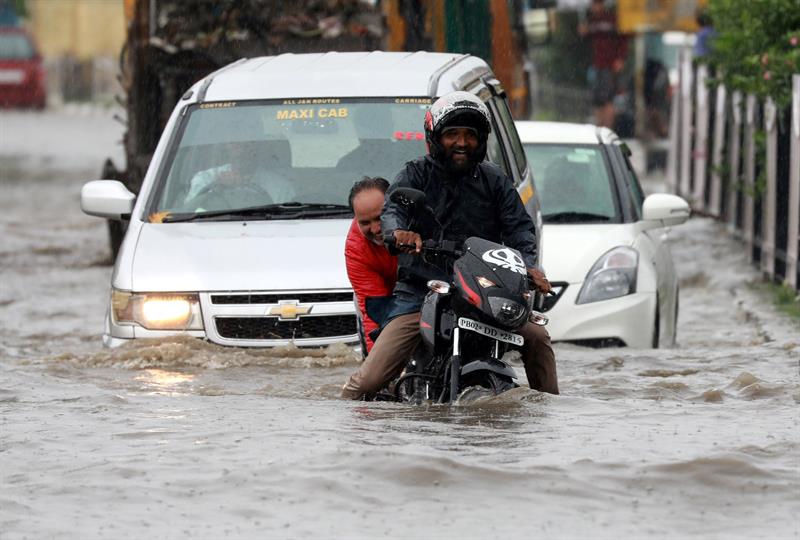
(376, 187, 549, 404)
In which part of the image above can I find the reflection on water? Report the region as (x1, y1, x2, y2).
(134, 369, 195, 394)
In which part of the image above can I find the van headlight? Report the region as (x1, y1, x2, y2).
(576, 246, 638, 304)
(111, 289, 204, 330)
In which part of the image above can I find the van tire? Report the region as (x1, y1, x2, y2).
(652, 296, 660, 349)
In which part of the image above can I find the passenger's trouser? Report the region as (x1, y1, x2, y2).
(341, 312, 559, 399)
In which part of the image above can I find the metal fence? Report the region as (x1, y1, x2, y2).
(667, 49, 800, 293)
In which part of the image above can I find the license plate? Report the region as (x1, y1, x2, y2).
(457, 317, 524, 346)
(0, 69, 24, 84)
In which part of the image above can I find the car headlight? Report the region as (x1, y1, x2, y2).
(111, 289, 204, 330)
(576, 246, 638, 304)
(488, 296, 529, 328)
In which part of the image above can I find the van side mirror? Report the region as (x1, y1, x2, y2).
(641, 193, 690, 229)
(81, 180, 136, 220)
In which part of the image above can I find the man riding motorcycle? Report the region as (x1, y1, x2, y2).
(341, 91, 559, 399)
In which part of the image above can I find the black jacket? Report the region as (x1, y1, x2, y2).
(382, 155, 539, 299)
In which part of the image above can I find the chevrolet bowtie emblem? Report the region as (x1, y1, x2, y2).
(269, 301, 312, 320)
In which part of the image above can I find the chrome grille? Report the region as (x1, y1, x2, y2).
(215, 315, 357, 340)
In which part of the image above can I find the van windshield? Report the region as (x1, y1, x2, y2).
(150, 99, 432, 218)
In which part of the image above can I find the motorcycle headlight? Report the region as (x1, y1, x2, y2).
(488, 296, 529, 328)
(111, 289, 204, 330)
(576, 246, 638, 304)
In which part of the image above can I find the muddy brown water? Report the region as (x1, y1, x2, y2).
(1, 109, 798, 539)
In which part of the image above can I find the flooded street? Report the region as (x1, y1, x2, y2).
(1, 108, 798, 539)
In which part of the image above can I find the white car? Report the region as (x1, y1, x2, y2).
(80, 52, 542, 348)
(515, 121, 689, 348)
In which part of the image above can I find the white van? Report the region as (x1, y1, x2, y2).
(81, 51, 542, 348)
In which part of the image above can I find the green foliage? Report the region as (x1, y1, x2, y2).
(707, 0, 800, 109)
(755, 282, 800, 320)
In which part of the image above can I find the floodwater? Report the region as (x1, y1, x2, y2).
(1, 108, 798, 540)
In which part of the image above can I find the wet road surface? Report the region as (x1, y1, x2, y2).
(1, 108, 798, 539)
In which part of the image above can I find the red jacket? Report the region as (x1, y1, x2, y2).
(345, 220, 398, 352)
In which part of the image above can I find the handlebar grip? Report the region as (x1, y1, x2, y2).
(384, 233, 420, 253)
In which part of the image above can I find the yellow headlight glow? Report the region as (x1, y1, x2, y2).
(141, 297, 192, 327)
(110, 289, 203, 330)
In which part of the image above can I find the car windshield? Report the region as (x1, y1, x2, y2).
(0, 33, 35, 60)
(150, 98, 432, 219)
(523, 144, 618, 223)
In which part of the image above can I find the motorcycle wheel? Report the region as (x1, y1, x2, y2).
(457, 372, 516, 403)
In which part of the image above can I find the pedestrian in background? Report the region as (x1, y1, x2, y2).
(693, 7, 716, 59)
(578, 0, 630, 129)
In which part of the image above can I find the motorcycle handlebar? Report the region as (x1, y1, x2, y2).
(384, 233, 555, 297)
(383, 234, 462, 257)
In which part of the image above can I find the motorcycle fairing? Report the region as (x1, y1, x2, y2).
(420, 291, 454, 354)
(453, 237, 530, 326)
(460, 358, 518, 380)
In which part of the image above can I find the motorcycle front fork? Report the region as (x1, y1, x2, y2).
(450, 327, 461, 401)
(448, 329, 503, 401)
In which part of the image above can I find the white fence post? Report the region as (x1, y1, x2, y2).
(709, 82, 727, 217)
(786, 75, 800, 290)
(692, 64, 710, 210)
(666, 63, 682, 194)
(762, 97, 778, 279)
(727, 91, 743, 232)
(679, 48, 694, 199)
(742, 94, 758, 262)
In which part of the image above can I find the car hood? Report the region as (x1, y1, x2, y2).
(540, 224, 635, 284)
(130, 220, 352, 292)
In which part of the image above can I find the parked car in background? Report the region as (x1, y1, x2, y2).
(0, 27, 46, 109)
(516, 121, 689, 348)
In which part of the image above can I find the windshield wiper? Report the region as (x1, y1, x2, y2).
(162, 202, 352, 223)
(543, 211, 612, 224)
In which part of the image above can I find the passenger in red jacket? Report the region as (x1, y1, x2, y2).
(345, 177, 398, 353)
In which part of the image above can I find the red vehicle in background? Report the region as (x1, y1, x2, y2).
(0, 27, 46, 109)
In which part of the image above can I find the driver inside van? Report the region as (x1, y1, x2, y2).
(184, 140, 296, 212)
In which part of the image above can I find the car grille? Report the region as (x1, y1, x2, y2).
(541, 282, 568, 312)
(211, 291, 353, 304)
(215, 315, 357, 340)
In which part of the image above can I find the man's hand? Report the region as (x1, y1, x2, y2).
(527, 267, 552, 294)
(393, 230, 422, 254)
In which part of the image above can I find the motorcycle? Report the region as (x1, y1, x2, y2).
(373, 187, 549, 404)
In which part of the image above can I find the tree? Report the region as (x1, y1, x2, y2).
(707, 0, 800, 108)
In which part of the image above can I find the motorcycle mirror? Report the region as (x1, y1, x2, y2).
(390, 187, 426, 209)
(390, 187, 443, 230)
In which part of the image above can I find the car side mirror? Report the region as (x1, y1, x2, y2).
(81, 180, 136, 220)
(641, 193, 690, 229)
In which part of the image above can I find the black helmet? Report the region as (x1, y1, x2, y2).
(424, 91, 492, 162)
